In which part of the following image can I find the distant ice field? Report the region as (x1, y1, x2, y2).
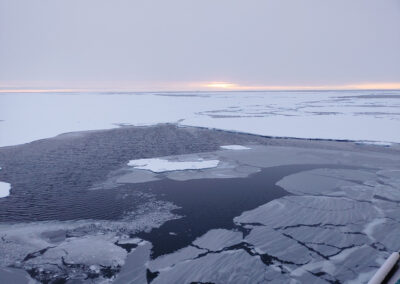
(0, 90, 399, 147)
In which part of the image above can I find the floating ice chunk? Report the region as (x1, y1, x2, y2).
(42, 235, 127, 267)
(0, 267, 36, 284)
(282, 226, 368, 254)
(193, 229, 242, 251)
(152, 250, 267, 284)
(289, 245, 381, 283)
(363, 218, 386, 238)
(114, 242, 151, 284)
(0, 181, 11, 198)
(356, 141, 393, 147)
(0, 166, 11, 198)
(127, 158, 219, 173)
(220, 145, 251, 150)
(245, 226, 313, 264)
(117, 238, 142, 245)
(89, 265, 100, 273)
(234, 196, 378, 227)
(276, 169, 355, 196)
(148, 245, 207, 271)
(368, 220, 400, 251)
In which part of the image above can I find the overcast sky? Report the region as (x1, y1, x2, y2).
(0, 0, 399, 91)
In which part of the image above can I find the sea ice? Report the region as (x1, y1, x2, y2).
(244, 226, 313, 265)
(234, 195, 378, 228)
(220, 145, 251, 150)
(26, 235, 127, 267)
(114, 242, 151, 284)
(0, 198, 181, 282)
(1, 91, 400, 147)
(127, 158, 219, 173)
(148, 245, 207, 271)
(192, 229, 243, 251)
(0, 181, 11, 198)
(0, 267, 36, 284)
(356, 141, 393, 147)
(151, 250, 267, 284)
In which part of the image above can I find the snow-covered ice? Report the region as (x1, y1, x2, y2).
(356, 141, 393, 147)
(0, 267, 36, 284)
(220, 145, 251, 150)
(192, 229, 243, 251)
(114, 241, 152, 284)
(1, 91, 400, 147)
(127, 158, 219, 173)
(0, 119, 399, 282)
(151, 249, 267, 284)
(0, 166, 11, 198)
(148, 246, 207, 272)
(139, 148, 400, 284)
(0, 181, 11, 198)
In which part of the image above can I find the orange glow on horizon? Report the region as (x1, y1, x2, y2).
(198, 82, 400, 91)
(0, 82, 400, 93)
(204, 82, 239, 89)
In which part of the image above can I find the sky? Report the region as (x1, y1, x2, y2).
(0, 0, 399, 91)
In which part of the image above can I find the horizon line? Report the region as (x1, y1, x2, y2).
(1, 88, 400, 94)
(1, 82, 400, 93)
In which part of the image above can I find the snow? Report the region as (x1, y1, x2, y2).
(44, 235, 127, 267)
(0, 267, 36, 284)
(151, 250, 267, 284)
(229, 164, 400, 283)
(0, 199, 180, 269)
(127, 158, 219, 173)
(220, 145, 251, 150)
(0, 167, 11, 198)
(0, 182, 11, 198)
(114, 242, 151, 284)
(148, 246, 207, 272)
(0, 91, 399, 147)
(356, 141, 393, 146)
(0, 142, 397, 283)
(193, 229, 243, 251)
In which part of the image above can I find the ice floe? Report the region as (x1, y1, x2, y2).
(0, 125, 399, 283)
(235, 195, 378, 227)
(245, 226, 313, 265)
(151, 249, 267, 284)
(25, 235, 127, 268)
(114, 241, 152, 284)
(0, 166, 11, 198)
(193, 229, 243, 251)
(0, 198, 180, 282)
(230, 166, 400, 282)
(220, 145, 251, 150)
(148, 245, 207, 272)
(356, 141, 393, 147)
(0, 267, 36, 284)
(127, 157, 219, 172)
(143, 160, 400, 283)
(0, 181, 11, 198)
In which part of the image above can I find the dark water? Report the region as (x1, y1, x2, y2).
(0, 125, 340, 260)
(0, 124, 261, 222)
(136, 164, 328, 258)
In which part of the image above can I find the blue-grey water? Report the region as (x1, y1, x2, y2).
(0, 124, 375, 284)
(0, 124, 269, 222)
(0, 125, 344, 258)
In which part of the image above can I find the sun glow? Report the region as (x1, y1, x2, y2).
(0, 81, 400, 93)
(200, 82, 400, 91)
(205, 82, 239, 89)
